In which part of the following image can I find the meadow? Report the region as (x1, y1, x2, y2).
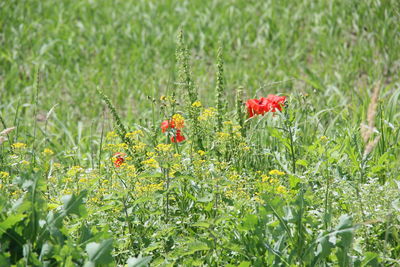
(1, 0, 400, 266)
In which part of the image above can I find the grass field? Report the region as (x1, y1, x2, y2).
(1, 0, 400, 266)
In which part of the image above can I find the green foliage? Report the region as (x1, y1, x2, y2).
(1, 0, 400, 265)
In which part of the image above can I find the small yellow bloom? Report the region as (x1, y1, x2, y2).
(21, 160, 30, 165)
(197, 150, 206, 156)
(216, 132, 230, 139)
(276, 185, 287, 194)
(198, 107, 217, 121)
(12, 142, 27, 150)
(142, 158, 159, 169)
(261, 175, 270, 183)
(320, 136, 328, 142)
(78, 177, 89, 183)
(43, 148, 54, 156)
(155, 143, 173, 153)
(0, 172, 9, 179)
(269, 169, 285, 176)
(191, 101, 202, 108)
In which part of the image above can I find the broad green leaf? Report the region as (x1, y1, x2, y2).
(127, 255, 152, 267)
(61, 190, 88, 217)
(85, 239, 113, 265)
(238, 261, 251, 267)
(0, 213, 26, 232)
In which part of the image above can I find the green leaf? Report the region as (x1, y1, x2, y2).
(240, 214, 258, 230)
(238, 261, 251, 267)
(295, 159, 308, 167)
(0, 213, 27, 233)
(61, 190, 87, 217)
(85, 239, 113, 266)
(361, 252, 379, 266)
(127, 255, 152, 267)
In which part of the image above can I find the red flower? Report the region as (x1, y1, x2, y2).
(246, 94, 286, 118)
(170, 130, 185, 143)
(113, 152, 126, 167)
(161, 116, 186, 143)
(161, 120, 175, 133)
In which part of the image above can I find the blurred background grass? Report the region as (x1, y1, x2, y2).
(1, 0, 399, 150)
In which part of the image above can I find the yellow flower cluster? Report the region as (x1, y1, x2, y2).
(261, 175, 278, 184)
(78, 177, 89, 183)
(269, 169, 285, 176)
(105, 143, 128, 151)
(216, 132, 230, 140)
(142, 157, 159, 169)
(155, 143, 173, 153)
(191, 101, 202, 108)
(42, 148, 54, 156)
(135, 182, 163, 196)
(172, 114, 185, 129)
(276, 185, 287, 194)
(0, 171, 9, 179)
(12, 142, 27, 149)
(133, 141, 146, 152)
(198, 107, 217, 121)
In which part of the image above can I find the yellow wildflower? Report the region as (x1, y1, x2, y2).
(198, 107, 217, 121)
(155, 143, 173, 153)
(192, 101, 202, 108)
(0, 172, 9, 179)
(12, 142, 27, 150)
(276, 185, 287, 194)
(142, 158, 159, 169)
(269, 169, 285, 176)
(43, 148, 54, 156)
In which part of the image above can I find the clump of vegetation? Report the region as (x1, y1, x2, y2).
(1, 0, 399, 266)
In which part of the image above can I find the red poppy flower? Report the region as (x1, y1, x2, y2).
(161, 115, 186, 143)
(246, 94, 286, 118)
(113, 152, 126, 167)
(266, 94, 286, 112)
(161, 120, 175, 133)
(170, 130, 185, 143)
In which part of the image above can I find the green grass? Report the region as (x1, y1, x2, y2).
(2, 0, 399, 140)
(1, 0, 400, 265)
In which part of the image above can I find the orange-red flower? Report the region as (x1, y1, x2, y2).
(171, 130, 185, 143)
(161, 120, 174, 133)
(113, 152, 126, 167)
(161, 115, 186, 143)
(246, 94, 286, 118)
